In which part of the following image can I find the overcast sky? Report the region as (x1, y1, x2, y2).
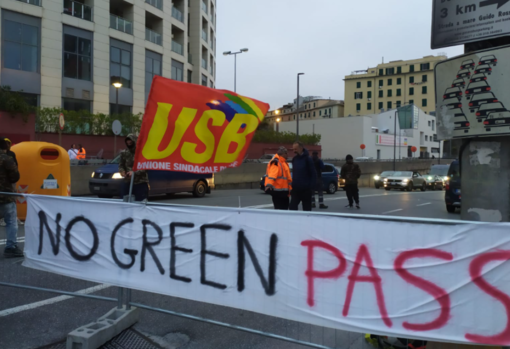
(214, 0, 465, 110)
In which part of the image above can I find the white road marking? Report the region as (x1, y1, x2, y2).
(0, 284, 111, 317)
(0, 237, 25, 246)
(382, 209, 403, 214)
(417, 202, 432, 207)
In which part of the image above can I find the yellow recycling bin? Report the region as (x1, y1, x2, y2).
(11, 142, 71, 220)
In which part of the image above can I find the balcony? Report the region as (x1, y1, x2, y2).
(16, 0, 41, 5)
(110, 14, 132, 34)
(172, 7, 184, 22)
(201, 1, 207, 13)
(210, 14, 214, 24)
(188, 53, 193, 65)
(209, 65, 213, 76)
(63, 0, 92, 21)
(146, 28, 162, 45)
(145, 0, 162, 10)
(172, 41, 183, 55)
(210, 39, 213, 50)
(201, 58, 207, 70)
(201, 30, 207, 42)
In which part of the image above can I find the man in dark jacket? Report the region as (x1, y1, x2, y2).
(311, 151, 328, 209)
(290, 141, 317, 211)
(0, 138, 23, 258)
(119, 134, 149, 201)
(341, 154, 361, 209)
(4, 138, 17, 166)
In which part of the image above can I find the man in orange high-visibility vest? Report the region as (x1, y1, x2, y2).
(264, 146, 292, 210)
(76, 144, 86, 160)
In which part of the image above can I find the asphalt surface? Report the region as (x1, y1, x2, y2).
(0, 188, 458, 349)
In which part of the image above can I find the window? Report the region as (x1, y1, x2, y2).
(201, 74, 207, 86)
(422, 99, 427, 107)
(397, 78, 402, 85)
(313, 111, 315, 117)
(367, 103, 372, 110)
(397, 66, 402, 74)
(409, 65, 415, 72)
(354, 92, 363, 99)
(63, 34, 91, 81)
(409, 87, 414, 95)
(409, 76, 415, 83)
(187, 70, 192, 83)
(420, 63, 430, 71)
(387, 79, 393, 86)
(111, 46, 131, 88)
(387, 89, 392, 97)
(432, 120, 435, 131)
(145, 51, 162, 102)
(356, 82, 361, 88)
(396, 101, 401, 108)
(367, 91, 372, 99)
(379, 90, 383, 98)
(313, 103, 316, 107)
(425, 135, 428, 141)
(329, 108, 331, 114)
(319, 110, 322, 116)
(368, 81, 372, 88)
(378, 102, 383, 110)
(379, 79, 383, 87)
(109, 103, 131, 115)
(171, 59, 184, 81)
(63, 98, 91, 112)
(323, 165, 334, 173)
(386, 67, 395, 75)
(422, 75, 428, 82)
(379, 68, 384, 76)
(428, 121, 431, 127)
(422, 86, 427, 94)
(387, 101, 392, 109)
(396, 89, 401, 97)
(356, 103, 361, 111)
(409, 99, 414, 105)
(3, 19, 39, 72)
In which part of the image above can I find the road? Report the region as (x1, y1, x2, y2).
(0, 188, 458, 349)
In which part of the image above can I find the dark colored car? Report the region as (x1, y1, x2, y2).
(428, 164, 450, 182)
(451, 78, 466, 88)
(456, 69, 471, 79)
(479, 55, 497, 67)
(445, 160, 461, 213)
(443, 87, 463, 100)
(89, 155, 214, 198)
(468, 92, 497, 112)
(474, 64, 492, 75)
(460, 59, 475, 70)
(469, 73, 488, 83)
(465, 81, 491, 96)
(484, 111, 510, 131)
(373, 171, 394, 189)
(476, 102, 506, 121)
(423, 174, 444, 190)
(259, 162, 344, 194)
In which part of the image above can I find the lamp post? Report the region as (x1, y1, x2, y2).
(113, 82, 122, 157)
(223, 48, 248, 92)
(296, 72, 304, 140)
(276, 117, 281, 133)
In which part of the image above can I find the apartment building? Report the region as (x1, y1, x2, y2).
(344, 55, 447, 117)
(0, 0, 216, 115)
(265, 98, 344, 124)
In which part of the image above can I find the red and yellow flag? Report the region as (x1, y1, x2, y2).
(134, 76, 269, 174)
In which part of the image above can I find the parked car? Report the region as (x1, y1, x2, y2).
(443, 87, 463, 100)
(451, 78, 466, 88)
(428, 164, 450, 182)
(445, 160, 461, 213)
(383, 171, 427, 192)
(423, 173, 444, 190)
(259, 162, 344, 194)
(465, 80, 491, 96)
(89, 155, 214, 198)
(468, 92, 497, 112)
(479, 55, 497, 66)
(460, 59, 475, 70)
(476, 102, 506, 121)
(474, 64, 492, 75)
(484, 111, 510, 131)
(469, 73, 488, 83)
(373, 171, 394, 189)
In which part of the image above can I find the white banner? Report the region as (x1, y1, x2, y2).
(23, 195, 510, 345)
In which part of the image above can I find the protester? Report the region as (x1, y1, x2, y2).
(4, 138, 17, 166)
(68, 144, 78, 160)
(341, 154, 361, 209)
(265, 146, 292, 210)
(311, 151, 328, 209)
(76, 144, 86, 160)
(289, 141, 316, 212)
(0, 138, 23, 258)
(119, 134, 149, 201)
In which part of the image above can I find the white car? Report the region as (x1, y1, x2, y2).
(384, 171, 427, 192)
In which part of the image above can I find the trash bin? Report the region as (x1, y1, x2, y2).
(11, 142, 71, 220)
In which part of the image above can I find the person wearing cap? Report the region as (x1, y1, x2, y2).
(0, 138, 23, 258)
(341, 154, 361, 209)
(4, 138, 17, 166)
(264, 147, 292, 210)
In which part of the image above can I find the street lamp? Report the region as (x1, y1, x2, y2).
(296, 73, 305, 140)
(276, 117, 281, 133)
(223, 48, 248, 92)
(113, 81, 122, 115)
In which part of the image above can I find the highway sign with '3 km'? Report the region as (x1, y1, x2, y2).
(432, 0, 510, 49)
(436, 45, 510, 139)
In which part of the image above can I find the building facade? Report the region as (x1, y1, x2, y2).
(265, 98, 344, 125)
(344, 55, 447, 117)
(0, 0, 216, 115)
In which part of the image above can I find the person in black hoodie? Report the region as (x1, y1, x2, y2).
(290, 141, 317, 211)
(341, 154, 361, 209)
